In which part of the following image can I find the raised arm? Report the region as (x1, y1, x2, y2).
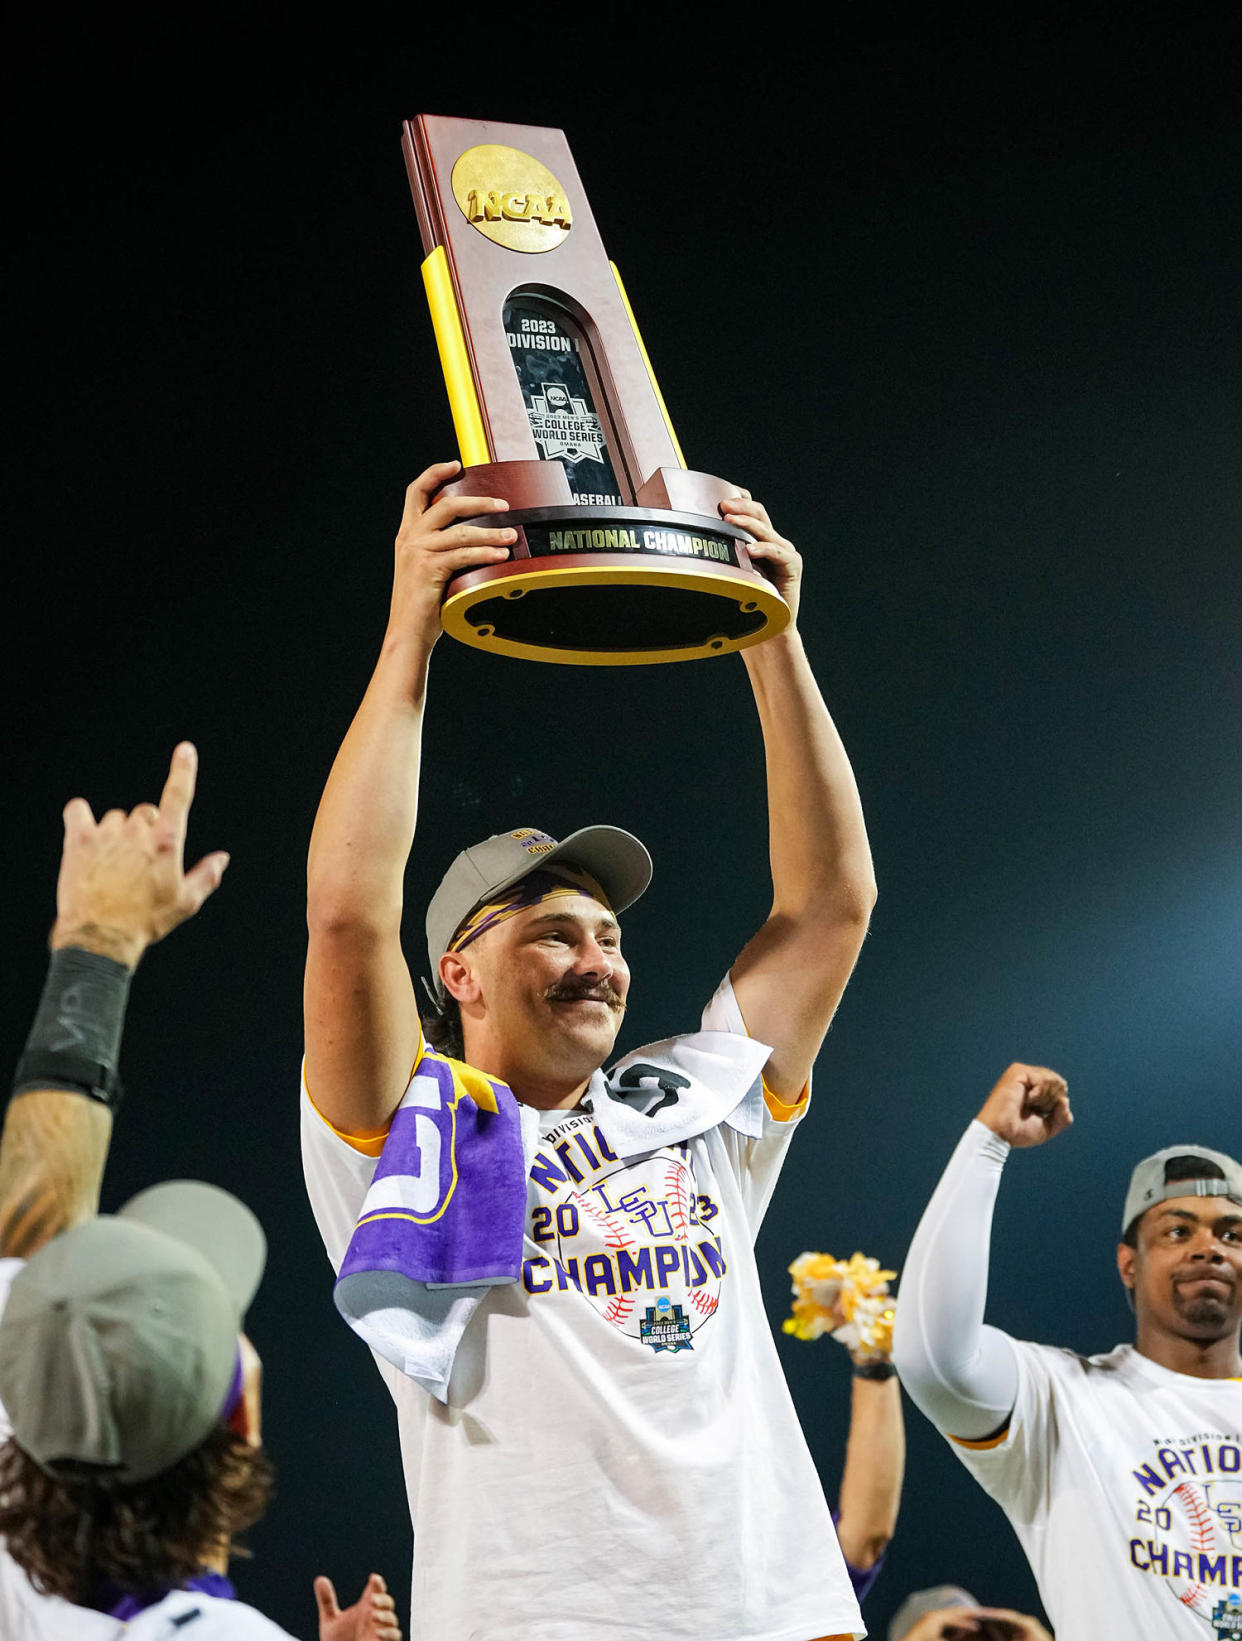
(718, 494, 876, 1098)
(892, 1063, 1071, 1440)
(835, 1367, 905, 1575)
(304, 462, 516, 1136)
(0, 744, 228, 1257)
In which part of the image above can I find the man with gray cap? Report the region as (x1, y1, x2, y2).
(0, 746, 401, 1639)
(301, 463, 876, 1639)
(0, 1180, 284, 1635)
(893, 1060, 1242, 1640)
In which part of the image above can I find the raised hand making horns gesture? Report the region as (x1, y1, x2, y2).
(52, 741, 229, 970)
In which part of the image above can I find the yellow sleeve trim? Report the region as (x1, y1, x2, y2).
(301, 1021, 426, 1158)
(303, 1077, 391, 1158)
(762, 1073, 809, 1123)
(950, 1424, 1011, 1451)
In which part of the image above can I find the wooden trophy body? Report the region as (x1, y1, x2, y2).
(403, 115, 788, 665)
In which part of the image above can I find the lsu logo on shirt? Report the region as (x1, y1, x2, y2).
(522, 1113, 727, 1351)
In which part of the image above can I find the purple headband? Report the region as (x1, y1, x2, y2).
(448, 865, 611, 955)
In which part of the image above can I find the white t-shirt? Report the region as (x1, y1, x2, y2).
(0, 1259, 294, 1640)
(951, 1335, 1242, 1640)
(301, 977, 864, 1641)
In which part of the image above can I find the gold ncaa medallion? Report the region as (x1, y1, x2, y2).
(451, 144, 573, 253)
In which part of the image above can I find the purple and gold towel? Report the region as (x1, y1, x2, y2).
(334, 1054, 529, 1395)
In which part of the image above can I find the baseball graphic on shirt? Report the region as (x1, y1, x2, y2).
(1165, 1479, 1242, 1620)
(538, 1144, 725, 1347)
(1133, 1466, 1242, 1624)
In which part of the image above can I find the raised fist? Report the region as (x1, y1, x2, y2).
(976, 1063, 1071, 1150)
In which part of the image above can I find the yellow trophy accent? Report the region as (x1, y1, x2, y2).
(441, 562, 788, 667)
(421, 248, 490, 468)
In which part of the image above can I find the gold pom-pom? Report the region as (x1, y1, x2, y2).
(783, 1250, 897, 1358)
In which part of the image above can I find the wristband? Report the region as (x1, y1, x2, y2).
(11, 947, 132, 1111)
(852, 1359, 897, 1381)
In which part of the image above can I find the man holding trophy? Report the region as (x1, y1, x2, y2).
(301, 113, 876, 1640)
(300, 456, 875, 1639)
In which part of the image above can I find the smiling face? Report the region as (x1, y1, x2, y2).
(439, 891, 630, 1105)
(1118, 1196, 1242, 1344)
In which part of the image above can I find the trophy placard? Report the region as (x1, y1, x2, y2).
(403, 115, 789, 666)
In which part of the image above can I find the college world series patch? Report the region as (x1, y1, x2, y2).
(639, 1298, 694, 1353)
(1215, 1594, 1242, 1638)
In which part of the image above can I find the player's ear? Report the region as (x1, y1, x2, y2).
(1116, 1241, 1136, 1294)
(440, 950, 480, 1006)
(228, 1334, 263, 1448)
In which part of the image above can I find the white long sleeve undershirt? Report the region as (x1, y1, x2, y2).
(892, 1119, 1021, 1440)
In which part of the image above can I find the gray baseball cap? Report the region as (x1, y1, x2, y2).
(889, 1586, 979, 1641)
(0, 1181, 265, 1484)
(1121, 1145, 1242, 1237)
(425, 825, 652, 1000)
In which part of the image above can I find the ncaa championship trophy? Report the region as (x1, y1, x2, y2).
(403, 115, 790, 665)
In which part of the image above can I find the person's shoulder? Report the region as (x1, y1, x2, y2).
(1020, 1339, 1151, 1396)
(1076, 1341, 1207, 1384)
(1017, 1337, 1128, 1374)
(1100, 1343, 1242, 1391)
(0, 1541, 117, 1639)
(1083, 1342, 1138, 1374)
(208, 1596, 298, 1638)
(1009, 1337, 1103, 1390)
(126, 1590, 297, 1638)
(699, 973, 745, 1037)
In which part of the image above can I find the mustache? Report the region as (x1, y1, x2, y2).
(544, 977, 625, 1010)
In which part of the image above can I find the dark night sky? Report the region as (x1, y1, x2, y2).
(4, 7, 1241, 1635)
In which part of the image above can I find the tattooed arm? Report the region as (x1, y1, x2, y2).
(0, 744, 229, 1260)
(0, 1095, 112, 1257)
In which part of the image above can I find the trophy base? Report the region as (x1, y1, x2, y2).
(441, 504, 789, 666)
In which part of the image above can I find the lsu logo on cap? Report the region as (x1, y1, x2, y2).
(509, 828, 556, 856)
